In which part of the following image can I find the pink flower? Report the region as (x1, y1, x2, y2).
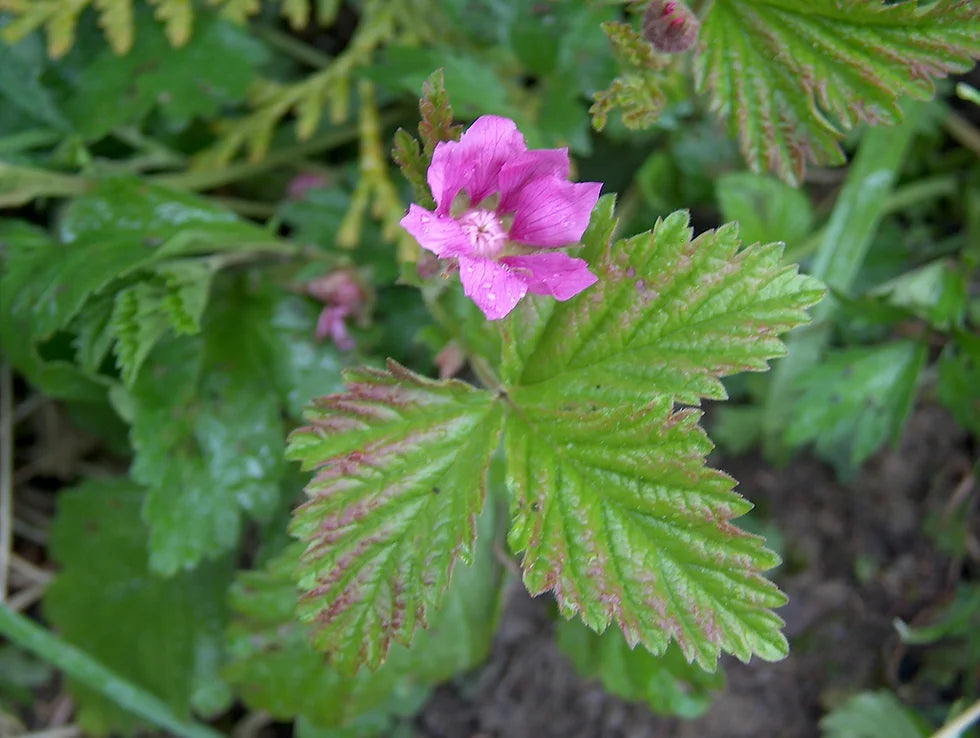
(400, 115, 602, 320)
(307, 269, 370, 351)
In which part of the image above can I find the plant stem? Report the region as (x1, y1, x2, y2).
(0, 606, 224, 738)
(931, 698, 980, 738)
(944, 106, 980, 160)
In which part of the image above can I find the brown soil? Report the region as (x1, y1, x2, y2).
(417, 405, 977, 738)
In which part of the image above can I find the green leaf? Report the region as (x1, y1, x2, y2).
(502, 198, 825, 406)
(716, 172, 815, 248)
(109, 259, 215, 385)
(785, 340, 927, 476)
(820, 691, 928, 738)
(286, 360, 504, 673)
(556, 618, 724, 719)
(0, 220, 109, 400)
(497, 197, 821, 668)
(696, 0, 980, 182)
(0, 33, 70, 129)
(937, 333, 980, 436)
(870, 259, 967, 330)
(225, 503, 502, 730)
(43, 478, 232, 734)
(505, 395, 788, 668)
(127, 288, 285, 575)
(62, 12, 267, 138)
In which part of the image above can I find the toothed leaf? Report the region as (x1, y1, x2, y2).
(286, 361, 504, 673)
(499, 196, 822, 668)
(696, 0, 980, 183)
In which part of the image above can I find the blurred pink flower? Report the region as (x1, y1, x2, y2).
(400, 115, 601, 320)
(307, 269, 369, 351)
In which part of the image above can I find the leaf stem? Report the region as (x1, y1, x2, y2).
(930, 698, 980, 738)
(0, 607, 224, 738)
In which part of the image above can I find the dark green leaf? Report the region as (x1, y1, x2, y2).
(786, 340, 927, 476)
(63, 13, 267, 138)
(716, 172, 815, 248)
(225, 504, 502, 729)
(43, 478, 232, 734)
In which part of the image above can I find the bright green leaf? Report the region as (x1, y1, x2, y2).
(497, 197, 820, 668)
(502, 197, 824, 406)
(505, 395, 788, 669)
(43, 478, 232, 734)
(286, 361, 504, 673)
(786, 340, 927, 476)
(696, 0, 980, 183)
(225, 504, 502, 730)
(556, 618, 724, 719)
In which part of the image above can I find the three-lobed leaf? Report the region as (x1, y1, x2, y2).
(286, 360, 504, 673)
(498, 196, 822, 668)
(696, 0, 980, 183)
(290, 196, 822, 673)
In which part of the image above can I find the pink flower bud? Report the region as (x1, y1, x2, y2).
(643, 0, 700, 54)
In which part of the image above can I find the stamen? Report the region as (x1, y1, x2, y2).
(459, 209, 508, 258)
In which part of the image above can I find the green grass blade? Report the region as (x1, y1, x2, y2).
(0, 605, 224, 738)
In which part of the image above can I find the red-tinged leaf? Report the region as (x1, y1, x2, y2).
(286, 360, 504, 674)
(696, 0, 980, 183)
(505, 395, 788, 669)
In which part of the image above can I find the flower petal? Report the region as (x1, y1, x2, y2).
(509, 177, 603, 247)
(400, 204, 470, 258)
(458, 255, 529, 320)
(427, 116, 527, 214)
(501, 252, 598, 301)
(497, 148, 570, 213)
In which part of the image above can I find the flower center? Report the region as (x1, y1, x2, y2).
(458, 209, 507, 258)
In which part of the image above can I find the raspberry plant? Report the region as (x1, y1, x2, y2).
(0, 1, 978, 736)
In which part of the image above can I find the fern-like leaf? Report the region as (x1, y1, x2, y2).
(148, 0, 194, 46)
(696, 0, 980, 183)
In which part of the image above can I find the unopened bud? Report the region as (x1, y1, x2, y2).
(643, 0, 700, 54)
